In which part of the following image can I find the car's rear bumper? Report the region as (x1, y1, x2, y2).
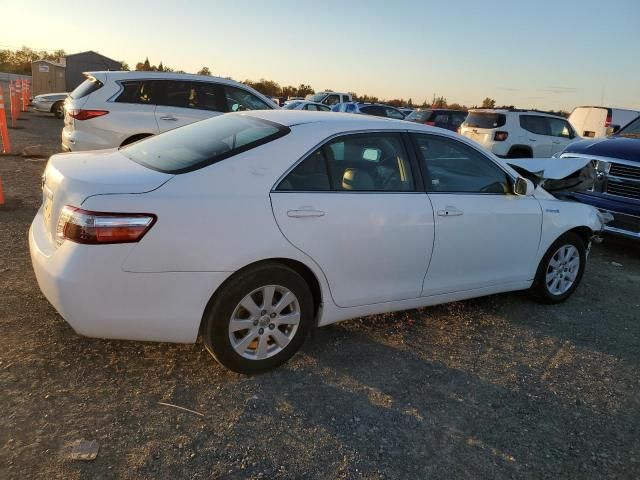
(29, 208, 231, 343)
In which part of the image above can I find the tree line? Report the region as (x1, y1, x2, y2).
(0, 47, 567, 115)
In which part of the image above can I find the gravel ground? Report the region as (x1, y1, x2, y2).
(1, 111, 639, 479)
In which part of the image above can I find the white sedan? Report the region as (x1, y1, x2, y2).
(32, 92, 69, 119)
(30, 111, 606, 373)
(283, 100, 332, 111)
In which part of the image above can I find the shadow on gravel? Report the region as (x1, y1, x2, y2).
(218, 328, 639, 479)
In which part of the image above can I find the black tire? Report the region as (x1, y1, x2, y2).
(52, 101, 64, 119)
(202, 263, 313, 374)
(530, 232, 587, 304)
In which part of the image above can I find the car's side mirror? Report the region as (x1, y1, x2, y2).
(514, 177, 534, 196)
(606, 125, 621, 136)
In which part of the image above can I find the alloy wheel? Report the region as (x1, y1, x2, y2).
(545, 244, 580, 295)
(228, 285, 301, 360)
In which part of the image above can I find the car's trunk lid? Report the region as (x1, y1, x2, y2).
(41, 149, 173, 245)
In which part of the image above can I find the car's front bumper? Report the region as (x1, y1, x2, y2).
(29, 207, 231, 343)
(568, 191, 640, 240)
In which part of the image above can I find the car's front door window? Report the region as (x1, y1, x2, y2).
(412, 134, 510, 193)
(224, 86, 272, 112)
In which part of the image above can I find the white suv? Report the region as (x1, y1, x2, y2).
(459, 109, 580, 158)
(62, 71, 277, 151)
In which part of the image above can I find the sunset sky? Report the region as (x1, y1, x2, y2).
(4, 0, 640, 110)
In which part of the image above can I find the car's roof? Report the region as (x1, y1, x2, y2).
(86, 70, 248, 88)
(240, 110, 453, 134)
(469, 108, 565, 118)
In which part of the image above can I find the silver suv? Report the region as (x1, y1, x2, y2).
(62, 71, 276, 151)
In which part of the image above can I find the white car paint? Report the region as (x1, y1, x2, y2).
(61, 71, 277, 152)
(31, 111, 604, 347)
(283, 100, 331, 112)
(569, 106, 639, 138)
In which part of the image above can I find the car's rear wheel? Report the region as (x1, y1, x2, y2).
(202, 263, 313, 373)
(52, 101, 64, 119)
(530, 232, 586, 304)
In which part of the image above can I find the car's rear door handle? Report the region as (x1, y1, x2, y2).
(287, 209, 325, 218)
(437, 207, 463, 217)
(160, 115, 178, 121)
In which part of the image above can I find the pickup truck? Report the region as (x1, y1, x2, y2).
(305, 91, 352, 106)
(557, 115, 640, 240)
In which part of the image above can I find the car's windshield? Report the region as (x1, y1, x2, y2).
(617, 116, 640, 137)
(284, 101, 303, 110)
(306, 93, 326, 102)
(406, 110, 432, 122)
(121, 114, 289, 174)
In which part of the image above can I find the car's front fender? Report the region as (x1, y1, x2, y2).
(535, 198, 603, 260)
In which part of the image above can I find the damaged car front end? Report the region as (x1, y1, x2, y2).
(505, 157, 612, 244)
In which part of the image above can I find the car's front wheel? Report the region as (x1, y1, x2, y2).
(530, 232, 587, 304)
(202, 263, 313, 373)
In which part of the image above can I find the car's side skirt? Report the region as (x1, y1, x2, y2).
(318, 280, 532, 327)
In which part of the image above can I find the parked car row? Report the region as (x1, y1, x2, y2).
(45, 69, 640, 243)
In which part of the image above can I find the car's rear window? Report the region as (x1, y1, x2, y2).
(70, 77, 103, 99)
(464, 112, 506, 129)
(121, 114, 290, 174)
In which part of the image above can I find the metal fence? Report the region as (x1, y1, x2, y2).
(0, 72, 32, 82)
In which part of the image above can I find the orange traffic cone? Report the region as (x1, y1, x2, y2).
(8, 81, 17, 128)
(0, 176, 5, 205)
(20, 79, 26, 112)
(14, 81, 21, 120)
(0, 86, 12, 153)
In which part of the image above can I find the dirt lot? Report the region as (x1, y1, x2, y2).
(1, 111, 640, 479)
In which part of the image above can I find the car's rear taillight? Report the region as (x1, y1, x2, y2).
(494, 131, 509, 141)
(67, 109, 109, 120)
(425, 121, 436, 126)
(55, 206, 156, 246)
(605, 114, 612, 128)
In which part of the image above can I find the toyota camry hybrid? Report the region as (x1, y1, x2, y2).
(30, 111, 608, 373)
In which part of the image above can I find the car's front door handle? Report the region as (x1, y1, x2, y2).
(287, 209, 325, 218)
(529, 138, 537, 142)
(160, 115, 178, 121)
(437, 207, 463, 217)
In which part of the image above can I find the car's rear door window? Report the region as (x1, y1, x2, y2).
(277, 133, 414, 192)
(158, 80, 225, 111)
(121, 114, 289, 174)
(116, 80, 160, 104)
(520, 115, 552, 136)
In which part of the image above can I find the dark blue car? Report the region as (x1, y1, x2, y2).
(559, 116, 640, 240)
